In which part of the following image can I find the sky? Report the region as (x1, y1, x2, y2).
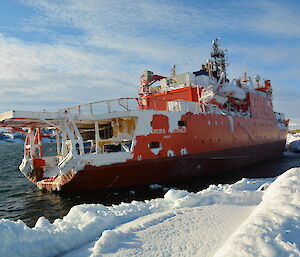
(0, 0, 299, 127)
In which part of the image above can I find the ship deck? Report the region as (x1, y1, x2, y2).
(0, 97, 220, 128)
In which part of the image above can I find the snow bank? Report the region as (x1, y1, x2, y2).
(288, 140, 300, 153)
(0, 177, 271, 257)
(88, 205, 254, 257)
(287, 133, 300, 144)
(214, 167, 300, 257)
(285, 133, 300, 153)
(148, 184, 163, 189)
(164, 177, 271, 208)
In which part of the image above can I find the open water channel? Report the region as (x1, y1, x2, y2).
(0, 143, 300, 227)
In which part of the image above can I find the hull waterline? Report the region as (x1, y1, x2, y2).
(37, 140, 285, 192)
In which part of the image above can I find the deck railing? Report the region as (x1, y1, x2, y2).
(58, 97, 229, 116)
(58, 98, 141, 116)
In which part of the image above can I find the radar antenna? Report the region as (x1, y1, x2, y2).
(170, 65, 176, 76)
(210, 38, 227, 79)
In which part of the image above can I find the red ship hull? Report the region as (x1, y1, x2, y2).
(54, 140, 285, 192)
(33, 91, 287, 192)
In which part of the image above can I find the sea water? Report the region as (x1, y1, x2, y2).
(0, 143, 300, 227)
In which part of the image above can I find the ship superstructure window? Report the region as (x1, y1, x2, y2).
(149, 141, 161, 149)
(104, 144, 121, 152)
(77, 123, 95, 141)
(77, 124, 96, 153)
(99, 124, 113, 139)
(121, 141, 132, 152)
(81, 129, 95, 141)
(178, 120, 186, 127)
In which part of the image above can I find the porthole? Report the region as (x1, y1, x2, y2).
(149, 141, 161, 149)
(178, 120, 186, 127)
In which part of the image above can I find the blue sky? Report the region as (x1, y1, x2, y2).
(0, 0, 299, 127)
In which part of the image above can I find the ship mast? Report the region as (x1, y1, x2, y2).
(210, 38, 227, 80)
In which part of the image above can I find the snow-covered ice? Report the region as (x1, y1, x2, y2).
(286, 133, 300, 153)
(287, 133, 300, 144)
(148, 184, 163, 189)
(0, 168, 299, 256)
(87, 205, 254, 257)
(214, 168, 300, 257)
(0, 135, 298, 257)
(289, 140, 300, 153)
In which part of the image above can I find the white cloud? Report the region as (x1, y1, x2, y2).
(247, 0, 300, 37)
(20, 0, 300, 39)
(0, 0, 299, 120)
(0, 33, 140, 111)
(289, 118, 300, 130)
